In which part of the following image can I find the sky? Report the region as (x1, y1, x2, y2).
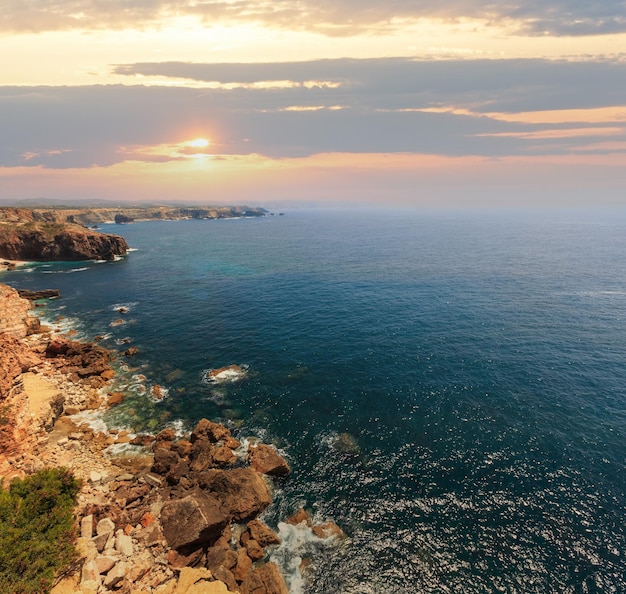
(1, 1, 625, 208)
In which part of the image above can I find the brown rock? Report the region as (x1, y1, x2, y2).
(140, 511, 156, 528)
(247, 520, 281, 547)
(311, 520, 346, 540)
(199, 468, 271, 522)
(245, 539, 265, 561)
(191, 418, 232, 444)
(232, 548, 253, 583)
(285, 508, 312, 527)
(152, 446, 180, 475)
(167, 547, 205, 569)
(107, 391, 124, 406)
(124, 346, 139, 357)
(205, 547, 238, 573)
(240, 562, 288, 594)
(173, 439, 193, 457)
(248, 444, 290, 477)
(212, 566, 238, 592)
(212, 444, 237, 468)
(156, 428, 176, 443)
(160, 490, 230, 551)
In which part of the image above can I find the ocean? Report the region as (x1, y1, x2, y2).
(4, 207, 626, 593)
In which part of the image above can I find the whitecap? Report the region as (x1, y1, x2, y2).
(270, 521, 340, 594)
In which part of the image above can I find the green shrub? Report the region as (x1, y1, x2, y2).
(0, 468, 80, 594)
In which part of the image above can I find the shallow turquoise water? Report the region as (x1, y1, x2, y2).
(5, 208, 626, 593)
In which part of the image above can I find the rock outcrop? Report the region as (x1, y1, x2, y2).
(0, 221, 128, 261)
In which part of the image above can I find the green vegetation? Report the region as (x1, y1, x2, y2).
(0, 468, 80, 594)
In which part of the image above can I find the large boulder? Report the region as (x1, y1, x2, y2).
(248, 444, 291, 477)
(240, 562, 289, 594)
(198, 468, 271, 522)
(160, 490, 230, 551)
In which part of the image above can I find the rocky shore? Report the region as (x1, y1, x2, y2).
(0, 284, 343, 593)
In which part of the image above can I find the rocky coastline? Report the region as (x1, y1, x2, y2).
(0, 284, 343, 593)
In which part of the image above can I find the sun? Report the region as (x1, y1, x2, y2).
(187, 138, 210, 148)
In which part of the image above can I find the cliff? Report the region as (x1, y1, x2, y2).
(0, 220, 129, 261)
(0, 205, 266, 227)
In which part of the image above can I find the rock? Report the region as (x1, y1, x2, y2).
(232, 548, 253, 583)
(248, 444, 290, 477)
(103, 560, 130, 588)
(311, 520, 346, 540)
(203, 364, 248, 384)
(285, 508, 312, 527)
(0, 220, 129, 262)
(175, 567, 231, 594)
(107, 391, 125, 406)
(96, 517, 116, 536)
(240, 562, 288, 594)
(199, 468, 272, 522)
(116, 529, 134, 556)
(245, 539, 265, 561)
(205, 547, 238, 573)
(212, 566, 238, 592)
(81, 514, 94, 538)
(166, 547, 205, 569)
(124, 346, 139, 357)
(333, 432, 360, 455)
(212, 444, 237, 468)
(152, 446, 180, 475)
(140, 511, 156, 528)
(16, 289, 61, 300)
(95, 556, 117, 574)
(191, 419, 232, 444)
(151, 384, 166, 400)
(247, 520, 281, 547)
(81, 560, 102, 590)
(160, 490, 230, 551)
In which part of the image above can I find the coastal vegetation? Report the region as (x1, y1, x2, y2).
(0, 468, 80, 594)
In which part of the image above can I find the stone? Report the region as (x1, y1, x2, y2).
(92, 532, 110, 552)
(285, 508, 312, 527)
(143, 472, 164, 488)
(248, 444, 290, 477)
(81, 514, 94, 538)
(160, 490, 230, 551)
(140, 511, 156, 528)
(245, 539, 265, 561)
(152, 446, 180, 475)
(311, 520, 346, 540)
(199, 468, 271, 522)
(239, 562, 288, 594)
(212, 444, 237, 468)
(96, 517, 116, 536)
(191, 418, 232, 444)
(89, 470, 103, 483)
(247, 520, 281, 547)
(96, 556, 117, 574)
(212, 566, 238, 592)
(103, 560, 130, 588)
(116, 530, 135, 556)
(81, 560, 102, 590)
(175, 567, 231, 593)
(107, 391, 125, 406)
(167, 547, 205, 569)
(205, 547, 238, 573)
(232, 548, 253, 583)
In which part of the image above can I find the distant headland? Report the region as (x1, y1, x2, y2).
(0, 205, 267, 265)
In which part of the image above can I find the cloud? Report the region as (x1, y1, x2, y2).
(1, 57, 625, 168)
(1, 0, 626, 36)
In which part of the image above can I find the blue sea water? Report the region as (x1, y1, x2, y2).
(4, 208, 626, 593)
